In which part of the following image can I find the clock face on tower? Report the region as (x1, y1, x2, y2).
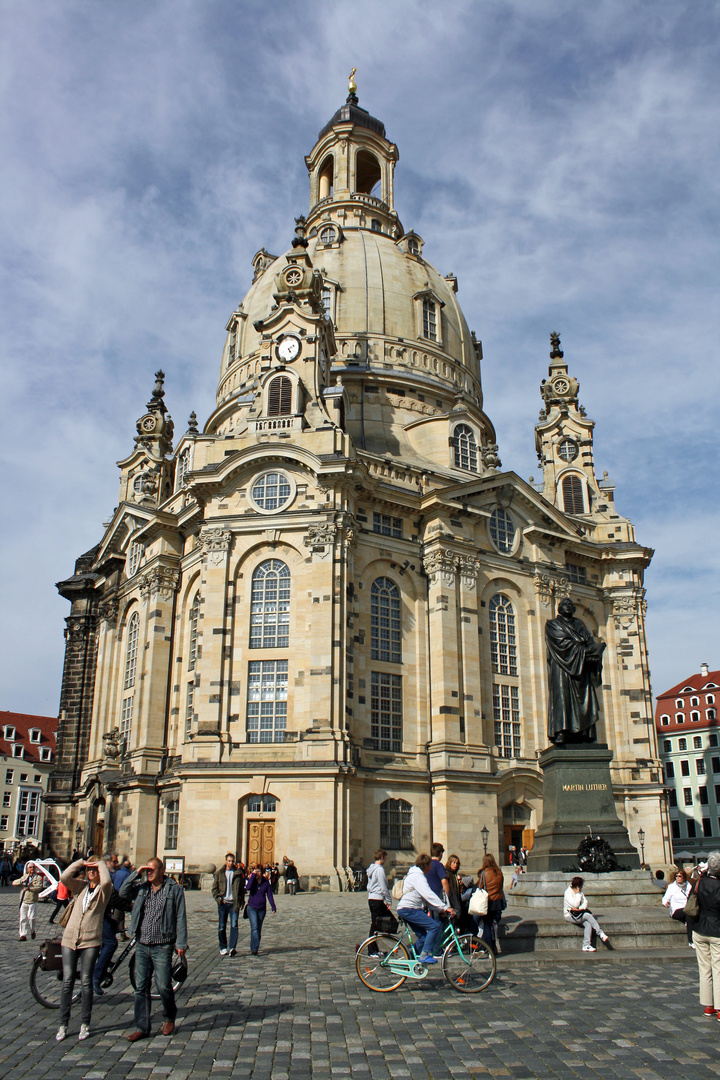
(276, 335, 301, 363)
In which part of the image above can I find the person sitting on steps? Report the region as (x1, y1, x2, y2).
(563, 875, 609, 952)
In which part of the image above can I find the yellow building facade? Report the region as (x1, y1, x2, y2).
(46, 91, 672, 882)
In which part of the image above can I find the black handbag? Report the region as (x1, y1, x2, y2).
(41, 939, 63, 971)
(377, 912, 399, 935)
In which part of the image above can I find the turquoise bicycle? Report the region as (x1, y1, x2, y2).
(356, 916, 496, 994)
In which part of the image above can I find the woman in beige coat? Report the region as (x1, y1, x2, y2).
(56, 858, 112, 1043)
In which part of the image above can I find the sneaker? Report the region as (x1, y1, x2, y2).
(229, 949, 236, 957)
(368, 951, 386, 960)
(582, 945, 596, 952)
(55, 1026, 67, 1042)
(419, 954, 438, 964)
(219, 948, 228, 956)
(704, 1006, 717, 1016)
(690, 942, 696, 949)
(31, 931, 36, 939)
(599, 932, 609, 943)
(18, 936, 26, 941)
(78, 1024, 90, 1041)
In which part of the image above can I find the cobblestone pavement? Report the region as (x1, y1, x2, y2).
(0, 886, 716, 1080)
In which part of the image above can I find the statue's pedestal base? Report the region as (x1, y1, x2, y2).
(527, 744, 640, 872)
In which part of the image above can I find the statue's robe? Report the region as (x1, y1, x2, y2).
(545, 614, 605, 742)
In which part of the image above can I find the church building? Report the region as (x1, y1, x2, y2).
(45, 84, 672, 882)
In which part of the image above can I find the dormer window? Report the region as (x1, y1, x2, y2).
(12, 745, 24, 759)
(39, 747, 52, 762)
(371, 218, 382, 233)
(3, 726, 15, 740)
(422, 297, 437, 341)
(561, 474, 585, 515)
(29, 729, 41, 744)
(453, 425, 478, 472)
(408, 237, 419, 256)
(319, 225, 338, 245)
(267, 376, 293, 417)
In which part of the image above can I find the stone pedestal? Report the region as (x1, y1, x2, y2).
(527, 744, 640, 872)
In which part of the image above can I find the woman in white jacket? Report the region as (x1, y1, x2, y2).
(563, 876, 609, 952)
(397, 853, 455, 964)
(662, 869, 694, 946)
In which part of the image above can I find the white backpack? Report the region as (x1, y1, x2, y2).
(391, 875, 405, 901)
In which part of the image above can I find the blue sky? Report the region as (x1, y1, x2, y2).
(1, 0, 718, 714)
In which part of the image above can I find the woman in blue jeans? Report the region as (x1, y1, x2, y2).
(246, 869, 276, 954)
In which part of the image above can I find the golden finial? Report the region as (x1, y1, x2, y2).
(348, 67, 357, 95)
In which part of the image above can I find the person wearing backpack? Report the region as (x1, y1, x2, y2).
(366, 850, 394, 951)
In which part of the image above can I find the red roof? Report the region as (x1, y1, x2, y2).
(654, 669, 719, 734)
(0, 710, 57, 765)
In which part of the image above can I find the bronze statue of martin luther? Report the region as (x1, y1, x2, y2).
(546, 598, 606, 745)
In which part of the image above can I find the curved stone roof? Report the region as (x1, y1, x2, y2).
(317, 97, 386, 140)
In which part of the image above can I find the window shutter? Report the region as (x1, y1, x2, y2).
(562, 474, 584, 514)
(268, 376, 292, 416)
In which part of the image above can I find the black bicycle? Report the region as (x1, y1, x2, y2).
(30, 937, 184, 1009)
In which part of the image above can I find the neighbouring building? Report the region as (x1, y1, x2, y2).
(656, 663, 720, 860)
(0, 711, 57, 854)
(45, 85, 670, 884)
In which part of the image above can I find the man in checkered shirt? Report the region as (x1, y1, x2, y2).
(119, 857, 188, 1040)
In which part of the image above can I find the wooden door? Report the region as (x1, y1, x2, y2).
(503, 825, 523, 865)
(93, 821, 104, 854)
(522, 828, 535, 851)
(247, 821, 275, 866)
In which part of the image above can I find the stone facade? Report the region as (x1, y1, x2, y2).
(47, 90, 670, 883)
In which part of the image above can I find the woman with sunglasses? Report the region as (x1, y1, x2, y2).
(55, 857, 113, 1042)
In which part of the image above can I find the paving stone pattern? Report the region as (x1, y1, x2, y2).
(0, 886, 716, 1079)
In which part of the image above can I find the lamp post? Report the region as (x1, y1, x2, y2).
(481, 825, 489, 855)
(638, 827, 646, 869)
(75, 824, 83, 855)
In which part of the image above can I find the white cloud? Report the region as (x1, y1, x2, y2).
(0, 0, 718, 711)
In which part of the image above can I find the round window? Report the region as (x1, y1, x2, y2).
(250, 471, 294, 513)
(557, 438, 579, 462)
(319, 225, 336, 244)
(489, 508, 516, 554)
(284, 267, 302, 287)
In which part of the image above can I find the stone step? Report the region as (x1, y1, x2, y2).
(497, 905, 687, 952)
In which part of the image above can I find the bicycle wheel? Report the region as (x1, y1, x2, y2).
(442, 935, 496, 993)
(29, 956, 81, 1010)
(356, 934, 409, 992)
(129, 953, 183, 997)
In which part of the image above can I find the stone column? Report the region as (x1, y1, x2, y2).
(193, 527, 232, 756)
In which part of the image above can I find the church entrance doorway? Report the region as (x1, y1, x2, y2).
(247, 821, 275, 867)
(502, 801, 534, 864)
(90, 798, 105, 855)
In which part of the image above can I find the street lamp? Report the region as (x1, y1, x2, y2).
(75, 824, 83, 853)
(638, 828, 646, 868)
(481, 825, 489, 855)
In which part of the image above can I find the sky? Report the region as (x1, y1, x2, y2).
(1, 0, 718, 715)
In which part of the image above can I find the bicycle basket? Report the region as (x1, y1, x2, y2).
(376, 914, 399, 935)
(40, 939, 63, 971)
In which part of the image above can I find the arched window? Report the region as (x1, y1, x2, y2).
(694, 736, 703, 749)
(176, 447, 191, 490)
(380, 798, 413, 849)
(562, 474, 585, 515)
(489, 594, 517, 676)
(124, 612, 139, 690)
(165, 800, 179, 850)
(676, 698, 684, 708)
(121, 611, 140, 749)
(691, 696, 700, 706)
(708, 709, 716, 720)
(676, 713, 685, 724)
(422, 297, 437, 341)
(691, 711, 700, 722)
(267, 376, 293, 416)
(489, 509, 515, 554)
(454, 425, 478, 472)
(371, 578, 401, 663)
(127, 540, 144, 578)
(247, 794, 277, 813)
(250, 561, 291, 649)
(318, 154, 334, 200)
(188, 593, 200, 670)
(660, 714, 670, 725)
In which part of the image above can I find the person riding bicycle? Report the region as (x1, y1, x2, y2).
(396, 853, 455, 965)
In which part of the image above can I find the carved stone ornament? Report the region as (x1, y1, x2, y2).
(534, 571, 571, 607)
(303, 521, 337, 559)
(138, 567, 180, 600)
(423, 549, 460, 587)
(608, 589, 646, 631)
(457, 555, 480, 589)
(98, 598, 119, 624)
(200, 528, 232, 566)
(102, 726, 122, 760)
(64, 619, 91, 652)
(482, 443, 502, 470)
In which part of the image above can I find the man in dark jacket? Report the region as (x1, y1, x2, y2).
(120, 857, 187, 1040)
(211, 854, 245, 957)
